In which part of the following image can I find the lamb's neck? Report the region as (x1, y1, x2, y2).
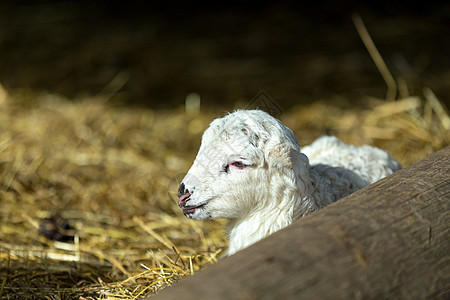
(226, 204, 294, 256)
(225, 165, 357, 256)
(306, 164, 367, 209)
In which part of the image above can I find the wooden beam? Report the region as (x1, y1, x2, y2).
(154, 147, 450, 299)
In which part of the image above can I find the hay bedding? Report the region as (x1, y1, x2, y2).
(0, 86, 448, 299)
(0, 89, 226, 299)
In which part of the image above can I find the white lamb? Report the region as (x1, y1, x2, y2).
(177, 110, 401, 256)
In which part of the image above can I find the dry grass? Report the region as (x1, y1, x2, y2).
(0, 84, 448, 299)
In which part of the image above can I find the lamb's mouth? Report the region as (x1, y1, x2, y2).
(182, 203, 206, 215)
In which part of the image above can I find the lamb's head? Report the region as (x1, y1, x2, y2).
(177, 110, 315, 221)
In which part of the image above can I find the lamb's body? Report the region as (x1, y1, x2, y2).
(177, 110, 401, 256)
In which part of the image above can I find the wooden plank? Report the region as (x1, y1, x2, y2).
(154, 147, 450, 299)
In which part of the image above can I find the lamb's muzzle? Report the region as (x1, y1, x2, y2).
(177, 180, 209, 217)
(177, 183, 190, 206)
(177, 109, 401, 256)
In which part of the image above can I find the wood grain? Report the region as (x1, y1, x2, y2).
(154, 147, 450, 299)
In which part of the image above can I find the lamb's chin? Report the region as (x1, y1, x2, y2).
(183, 204, 210, 220)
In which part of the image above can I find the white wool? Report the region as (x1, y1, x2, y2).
(179, 110, 401, 256)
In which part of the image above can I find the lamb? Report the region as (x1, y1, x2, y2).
(177, 110, 401, 256)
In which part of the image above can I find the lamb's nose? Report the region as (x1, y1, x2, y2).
(177, 183, 191, 207)
(177, 183, 186, 197)
(177, 193, 191, 207)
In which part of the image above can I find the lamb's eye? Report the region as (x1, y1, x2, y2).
(230, 161, 247, 169)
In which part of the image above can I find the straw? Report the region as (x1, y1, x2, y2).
(0, 87, 448, 298)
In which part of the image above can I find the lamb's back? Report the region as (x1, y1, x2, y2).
(302, 136, 401, 184)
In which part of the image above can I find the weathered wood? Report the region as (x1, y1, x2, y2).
(154, 147, 450, 299)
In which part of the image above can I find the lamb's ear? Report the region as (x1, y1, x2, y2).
(266, 143, 293, 170)
(268, 143, 312, 186)
(289, 149, 320, 216)
(290, 150, 313, 196)
(267, 144, 316, 211)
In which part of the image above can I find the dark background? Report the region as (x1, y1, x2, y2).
(0, 0, 448, 109)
